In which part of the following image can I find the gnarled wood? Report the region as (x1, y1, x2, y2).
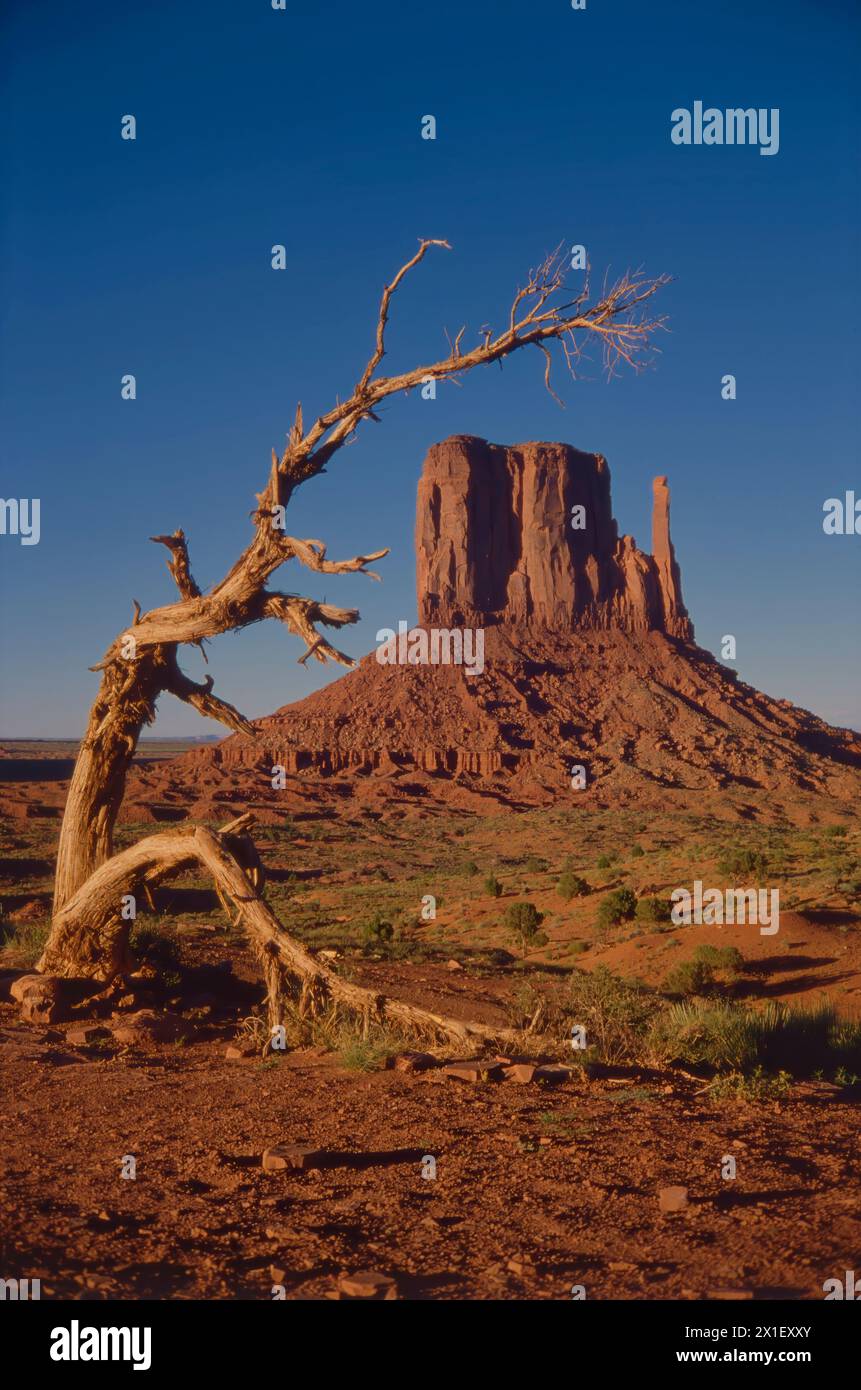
(41, 815, 517, 1046)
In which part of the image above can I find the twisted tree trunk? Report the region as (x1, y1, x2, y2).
(40, 813, 516, 1046)
(52, 657, 164, 914)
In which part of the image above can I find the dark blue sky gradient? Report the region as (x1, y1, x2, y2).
(1, 0, 859, 735)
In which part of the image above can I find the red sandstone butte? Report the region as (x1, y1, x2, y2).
(415, 436, 691, 639)
(120, 434, 861, 817)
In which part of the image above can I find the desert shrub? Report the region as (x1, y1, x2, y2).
(360, 910, 394, 947)
(0, 916, 49, 968)
(504, 901, 548, 952)
(630, 844, 645, 858)
(595, 887, 637, 930)
(129, 920, 182, 986)
(565, 966, 657, 1065)
(649, 1000, 758, 1071)
(822, 825, 848, 839)
(337, 1033, 403, 1071)
(634, 895, 672, 923)
(596, 854, 613, 870)
(484, 874, 503, 898)
(649, 999, 861, 1078)
(751, 1003, 861, 1077)
(663, 958, 716, 998)
(524, 855, 549, 874)
(710, 1068, 792, 1102)
(717, 847, 769, 878)
(694, 943, 745, 974)
(462, 860, 480, 877)
(557, 869, 589, 901)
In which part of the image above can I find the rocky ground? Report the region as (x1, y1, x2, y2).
(1, 777, 860, 1302)
(0, 982, 858, 1302)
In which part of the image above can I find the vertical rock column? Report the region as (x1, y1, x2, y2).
(651, 476, 693, 640)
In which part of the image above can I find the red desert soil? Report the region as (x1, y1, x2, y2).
(0, 991, 858, 1302)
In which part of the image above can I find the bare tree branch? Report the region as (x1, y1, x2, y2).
(150, 529, 201, 600)
(163, 654, 255, 735)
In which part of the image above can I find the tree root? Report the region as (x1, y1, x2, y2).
(37, 814, 518, 1049)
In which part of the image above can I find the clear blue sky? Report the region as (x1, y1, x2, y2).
(1, 0, 859, 736)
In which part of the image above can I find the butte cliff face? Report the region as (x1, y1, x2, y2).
(416, 437, 691, 640)
(127, 435, 861, 822)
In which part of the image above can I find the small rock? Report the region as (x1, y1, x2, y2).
(442, 1061, 503, 1084)
(11, 974, 61, 1004)
(445, 959, 463, 972)
(534, 1065, 571, 1085)
(21, 997, 68, 1025)
(503, 1063, 537, 1084)
(507, 1256, 536, 1277)
(337, 1271, 397, 1300)
(270, 1265, 287, 1285)
(110, 1010, 194, 1045)
(393, 1051, 439, 1074)
(659, 1186, 689, 1213)
(709, 1289, 754, 1301)
(13, 976, 71, 1023)
(66, 1025, 111, 1046)
(262, 1144, 327, 1172)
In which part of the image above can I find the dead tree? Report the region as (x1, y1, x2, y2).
(38, 241, 668, 1041)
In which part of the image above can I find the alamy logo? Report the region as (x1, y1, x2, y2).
(671, 102, 779, 156)
(823, 491, 860, 535)
(50, 1320, 152, 1371)
(0, 498, 40, 545)
(823, 1271, 861, 1300)
(376, 621, 484, 676)
(0, 1276, 40, 1299)
(671, 881, 779, 935)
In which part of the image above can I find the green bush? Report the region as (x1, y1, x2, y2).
(0, 917, 49, 968)
(663, 958, 716, 998)
(630, 844, 645, 858)
(710, 1068, 792, 1102)
(557, 869, 589, 901)
(524, 855, 549, 874)
(463, 860, 480, 877)
(694, 943, 745, 974)
(596, 854, 613, 870)
(649, 999, 861, 1078)
(565, 966, 657, 1065)
(504, 901, 548, 952)
(595, 887, 637, 930)
(360, 911, 394, 947)
(129, 921, 182, 984)
(717, 847, 769, 878)
(484, 874, 503, 898)
(634, 895, 672, 923)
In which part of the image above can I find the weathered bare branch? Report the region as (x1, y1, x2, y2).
(150, 529, 201, 600)
(263, 593, 358, 667)
(163, 654, 255, 735)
